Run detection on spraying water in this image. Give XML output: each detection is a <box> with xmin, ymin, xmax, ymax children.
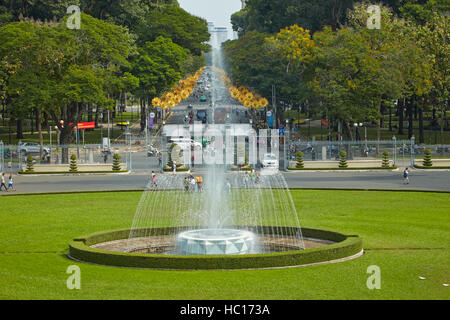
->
<box><xmin>126</xmin><ymin>45</ymin><xmax>305</xmax><ymax>255</ymax></box>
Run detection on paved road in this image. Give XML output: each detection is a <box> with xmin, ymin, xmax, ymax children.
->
<box><xmin>2</xmin><ymin>170</ymin><xmax>449</xmax><ymax>195</ymax></box>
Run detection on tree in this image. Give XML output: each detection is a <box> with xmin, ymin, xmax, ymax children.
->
<box><xmin>382</xmin><ymin>151</ymin><xmax>391</xmax><ymax>168</ymax></box>
<box><xmin>26</xmin><ymin>155</ymin><xmax>34</xmax><ymax>173</ymax></box>
<box><xmin>232</xmin><ymin>0</ymin><xmax>356</xmax><ymax>35</ymax></box>
<box><xmin>416</xmin><ymin>13</ymin><xmax>449</xmax><ymax>145</ymax></box>
<box><xmin>112</xmin><ymin>153</ymin><xmax>121</xmax><ymax>171</ymax></box>
<box><xmin>69</xmin><ymin>154</ymin><xmax>78</xmax><ymax>172</ymax></box>
<box><xmin>339</xmin><ymin>150</ymin><xmax>348</xmax><ymax>168</ymax></box>
<box><xmin>131</xmin><ymin>36</ymin><xmax>189</xmax><ymax>132</ymax></box>
<box><xmin>295</xmin><ymin>151</ymin><xmax>304</xmax><ymax>169</ymax></box>
<box><xmin>136</xmin><ymin>5</ymin><xmax>210</xmax><ymax>56</ymax></box>
<box><xmin>422</xmin><ymin>148</ymin><xmax>432</xmax><ymax>167</ymax></box>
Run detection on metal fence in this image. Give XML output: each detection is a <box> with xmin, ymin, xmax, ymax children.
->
<box><xmin>1</xmin><ymin>135</ymin><xmax>449</xmax><ymax>173</ymax></box>
<box><xmin>286</xmin><ymin>136</ymin><xmax>450</xmax><ymax>168</ymax></box>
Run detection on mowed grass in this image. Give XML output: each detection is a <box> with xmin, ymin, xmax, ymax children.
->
<box><xmin>0</xmin><ymin>190</ymin><xmax>449</xmax><ymax>300</ymax></box>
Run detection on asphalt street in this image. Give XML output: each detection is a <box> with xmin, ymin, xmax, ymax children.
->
<box><xmin>2</xmin><ymin>170</ymin><xmax>449</xmax><ymax>195</ymax></box>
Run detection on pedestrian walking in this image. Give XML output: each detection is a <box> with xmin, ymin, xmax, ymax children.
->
<box><xmin>0</xmin><ymin>173</ymin><xmax>7</xmax><ymax>191</ymax></box>
<box><xmin>255</xmin><ymin>172</ymin><xmax>260</xmax><ymax>184</ymax></box>
<box><xmin>8</xmin><ymin>174</ymin><xmax>15</xmax><ymax>191</ymax></box>
<box><xmin>172</xmin><ymin>161</ymin><xmax>177</xmax><ymax>174</ymax></box>
<box><xmin>403</xmin><ymin>167</ymin><xmax>410</xmax><ymax>185</ymax></box>
<box><xmin>243</xmin><ymin>172</ymin><xmax>249</xmax><ymax>189</ymax></box>
<box><xmin>184</xmin><ymin>177</ymin><xmax>189</xmax><ymax>193</ymax></box>
<box><xmin>190</xmin><ymin>175</ymin><xmax>196</xmax><ymax>192</ymax></box>
<box><xmin>226</xmin><ymin>179</ymin><xmax>231</xmax><ymax>195</ymax></box>
<box><xmin>151</xmin><ymin>171</ymin><xmax>157</xmax><ymax>188</ymax></box>
<box><xmin>249</xmin><ymin>169</ymin><xmax>255</xmax><ymax>185</ymax></box>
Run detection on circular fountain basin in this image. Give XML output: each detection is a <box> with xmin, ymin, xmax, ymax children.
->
<box><xmin>177</xmin><ymin>229</ymin><xmax>256</xmax><ymax>255</ymax></box>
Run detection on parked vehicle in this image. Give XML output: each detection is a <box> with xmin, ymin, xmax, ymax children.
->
<box><xmin>262</xmin><ymin>153</ymin><xmax>279</xmax><ymax>168</ymax></box>
<box><xmin>168</xmin><ymin>138</ymin><xmax>202</xmax><ymax>151</ymax></box>
<box><xmin>18</xmin><ymin>142</ymin><xmax>50</xmax><ymax>155</ymax></box>
<box><xmin>197</xmin><ymin>110</ymin><xmax>207</xmax><ymax>123</ymax></box>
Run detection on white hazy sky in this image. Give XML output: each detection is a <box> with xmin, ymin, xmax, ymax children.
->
<box><xmin>178</xmin><ymin>0</ymin><xmax>242</xmax><ymax>39</ymax></box>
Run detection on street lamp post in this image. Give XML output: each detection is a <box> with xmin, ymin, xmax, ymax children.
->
<box><xmin>126</xmin><ymin>121</ymin><xmax>131</xmax><ymax>171</ymax></box>
<box><xmin>393</xmin><ymin>135</ymin><xmax>397</xmax><ymax>166</ymax></box>
<box><xmin>0</xmin><ymin>140</ymin><xmax>3</xmax><ymax>172</ymax></box>
<box><xmin>49</xmin><ymin>126</ymin><xmax>52</xmax><ymax>163</ymax></box>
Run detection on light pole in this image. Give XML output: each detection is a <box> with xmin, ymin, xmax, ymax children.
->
<box><xmin>100</xmin><ymin>111</ymin><xmax>103</xmax><ymax>144</ymax></box>
<box><xmin>126</xmin><ymin>121</ymin><xmax>131</xmax><ymax>170</ymax></box>
<box><xmin>49</xmin><ymin>126</ymin><xmax>52</xmax><ymax>163</ymax></box>
<box><xmin>0</xmin><ymin>140</ymin><xmax>3</xmax><ymax>172</ymax></box>
<box><xmin>393</xmin><ymin>135</ymin><xmax>397</xmax><ymax>166</ymax></box>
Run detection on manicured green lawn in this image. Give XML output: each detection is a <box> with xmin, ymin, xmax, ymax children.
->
<box><xmin>0</xmin><ymin>190</ymin><xmax>449</xmax><ymax>300</ymax></box>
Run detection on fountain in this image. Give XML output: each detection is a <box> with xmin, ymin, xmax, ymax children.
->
<box><xmin>68</xmin><ymin>45</ymin><xmax>363</xmax><ymax>269</ymax></box>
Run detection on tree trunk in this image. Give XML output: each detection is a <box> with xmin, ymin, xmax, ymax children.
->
<box><xmin>418</xmin><ymin>107</ymin><xmax>424</xmax><ymax>144</ymax></box>
<box><xmin>389</xmin><ymin>106</ymin><xmax>392</xmax><ymax>131</ymax></box>
<box><xmin>16</xmin><ymin>119</ymin><xmax>24</xmax><ymax>139</ymax></box>
<box><xmin>140</xmin><ymin>98</ymin><xmax>146</xmax><ymax>133</ymax></box>
<box><xmin>440</xmin><ymin>107</ymin><xmax>445</xmax><ymax>145</ymax></box>
<box><xmin>30</xmin><ymin>111</ymin><xmax>34</xmax><ymax>135</ymax></box>
<box><xmin>398</xmin><ymin>98</ymin><xmax>404</xmax><ymax>135</ymax></box>
<box><xmin>94</xmin><ymin>106</ymin><xmax>100</xmax><ymax>128</ymax></box>
<box><xmin>407</xmin><ymin>97</ymin><xmax>413</xmax><ymax>139</ymax></box>
<box><xmin>87</xmin><ymin>103</ymin><xmax>94</xmax><ymax>132</ymax></box>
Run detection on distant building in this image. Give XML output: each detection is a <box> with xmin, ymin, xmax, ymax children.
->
<box><xmin>215</xmin><ymin>27</ymin><xmax>228</xmax><ymax>47</ymax></box>
<box><xmin>207</xmin><ymin>22</ymin><xmax>229</xmax><ymax>48</ymax></box>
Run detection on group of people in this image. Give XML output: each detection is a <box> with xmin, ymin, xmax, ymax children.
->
<box><xmin>184</xmin><ymin>175</ymin><xmax>203</xmax><ymax>193</ymax></box>
<box><xmin>243</xmin><ymin>170</ymin><xmax>260</xmax><ymax>188</ymax></box>
<box><xmin>0</xmin><ymin>172</ymin><xmax>15</xmax><ymax>192</ymax></box>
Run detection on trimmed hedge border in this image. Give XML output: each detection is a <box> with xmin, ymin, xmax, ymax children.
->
<box><xmin>18</xmin><ymin>170</ymin><xmax>129</xmax><ymax>175</ymax></box>
<box><xmin>288</xmin><ymin>166</ymin><xmax>397</xmax><ymax>171</ymax></box>
<box><xmin>163</xmin><ymin>167</ymin><xmax>190</xmax><ymax>172</ymax></box>
<box><xmin>68</xmin><ymin>226</ymin><xmax>362</xmax><ymax>270</ymax></box>
<box><xmin>414</xmin><ymin>165</ymin><xmax>450</xmax><ymax>169</ymax></box>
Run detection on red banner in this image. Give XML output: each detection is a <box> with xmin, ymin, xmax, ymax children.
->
<box><xmin>69</xmin><ymin>122</ymin><xmax>95</xmax><ymax>130</ymax></box>
<box><xmin>321</xmin><ymin>119</ymin><xmax>329</xmax><ymax>128</ymax></box>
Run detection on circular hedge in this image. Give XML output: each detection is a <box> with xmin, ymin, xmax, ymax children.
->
<box><xmin>68</xmin><ymin>226</ymin><xmax>362</xmax><ymax>270</ymax></box>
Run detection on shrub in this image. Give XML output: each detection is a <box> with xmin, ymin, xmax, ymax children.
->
<box><xmin>112</xmin><ymin>154</ymin><xmax>121</xmax><ymax>172</ymax></box>
<box><xmin>26</xmin><ymin>155</ymin><xmax>34</xmax><ymax>173</ymax></box>
<box><xmin>69</xmin><ymin>227</ymin><xmax>363</xmax><ymax>270</ymax></box>
<box><xmin>294</xmin><ymin>151</ymin><xmax>304</xmax><ymax>169</ymax></box>
<box><xmin>422</xmin><ymin>149</ymin><xmax>432</xmax><ymax>167</ymax></box>
<box><xmin>69</xmin><ymin>154</ymin><xmax>78</xmax><ymax>173</ymax></box>
<box><xmin>381</xmin><ymin>151</ymin><xmax>390</xmax><ymax>168</ymax></box>
<box><xmin>338</xmin><ymin>151</ymin><xmax>348</xmax><ymax>168</ymax></box>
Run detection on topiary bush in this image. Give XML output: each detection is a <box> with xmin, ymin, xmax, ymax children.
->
<box><xmin>422</xmin><ymin>148</ymin><xmax>432</xmax><ymax>167</ymax></box>
<box><xmin>295</xmin><ymin>151</ymin><xmax>304</xmax><ymax>169</ymax></box>
<box><xmin>69</xmin><ymin>154</ymin><xmax>78</xmax><ymax>173</ymax></box>
<box><xmin>26</xmin><ymin>155</ymin><xmax>34</xmax><ymax>173</ymax></box>
<box><xmin>112</xmin><ymin>153</ymin><xmax>121</xmax><ymax>172</ymax></box>
<box><xmin>381</xmin><ymin>151</ymin><xmax>390</xmax><ymax>168</ymax></box>
<box><xmin>338</xmin><ymin>151</ymin><xmax>348</xmax><ymax>168</ymax></box>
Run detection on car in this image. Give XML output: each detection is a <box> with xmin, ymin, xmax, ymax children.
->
<box><xmin>19</xmin><ymin>142</ymin><xmax>50</xmax><ymax>155</ymax></box>
<box><xmin>197</xmin><ymin>110</ymin><xmax>207</xmax><ymax>123</ymax></box>
<box><xmin>168</xmin><ymin>138</ymin><xmax>202</xmax><ymax>151</ymax></box>
<box><xmin>214</xmin><ymin>108</ymin><xmax>228</xmax><ymax>124</ymax></box>
<box><xmin>262</xmin><ymin>153</ymin><xmax>279</xmax><ymax>168</ymax></box>
<box><xmin>199</xmin><ymin>95</ymin><xmax>207</xmax><ymax>102</ymax></box>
